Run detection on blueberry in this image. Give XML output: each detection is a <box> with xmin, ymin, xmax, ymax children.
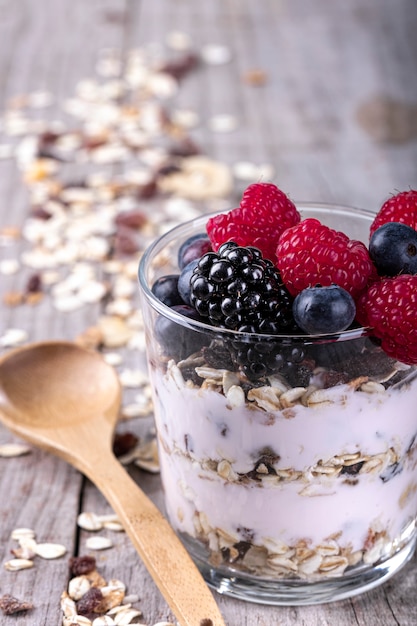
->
<box><xmin>154</xmin><ymin>304</ymin><xmax>209</xmax><ymax>360</ymax></box>
<box><xmin>293</xmin><ymin>285</ymin><xmax>356</xmax><ymax>334</ymax></box>
<box><xmin>178</xmin><ymin>259</ymin><xmax>199</xmax><ymax>305</ymax></box>
<box><xmin>369</xmin><ymin>222</ymin><xmax>417</xmax><ymax>276</ymax></box>
<box><xmin>178</xmin><ymin>234</ymin><xmax>212</xmax><ymax>270</ymax></box>
<box><xmin>151</xmin><ymin>275</ymin><xmax>183</xmax><ymax>307</ymax></box>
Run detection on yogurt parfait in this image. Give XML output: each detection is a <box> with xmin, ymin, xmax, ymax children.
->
<box><xmin>138</xmin><ymin>184</ymin><xmax>417</xmax><ymax>604</ymax></box>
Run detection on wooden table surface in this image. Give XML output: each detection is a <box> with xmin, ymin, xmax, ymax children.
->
<box><xmin>1</xmin><ymin>1</ymin><xmax>417</xmax><ymax>625</ymax></box>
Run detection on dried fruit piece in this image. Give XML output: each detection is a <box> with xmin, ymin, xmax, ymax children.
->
<box><xmin>69</xmin><ymin>555</ymin><xmax>97</xmax><ymax>576</ymax></box>
<box><xmin>76</xmin><ymin>587</ymin><xmax>104</xmax><ymax>616</ymax></box>
<box><xmin>0</xmin><ymin>594</ymin><xmax>33</xmax><ymax>615</ymax></box>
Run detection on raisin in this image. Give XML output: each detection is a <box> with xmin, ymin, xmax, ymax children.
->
<box><xmin>113</xmin><ymin>432</ymin><xmax>139</xmax><ymax>457</ymax></box>
<box><xmin>136</xmin><ymin>179</ymin><xmax>157</xmax><ymax>199</ymax></box>
<box><xmin>115</xmin><ymin>209</ymin><xmax>147</xmax><ymax>230</ymax></box>
<box><xmin>114</xmin><ymin>226</ymin><xmax>139</xmax><ymax>256</ymax></box>
<box><xmin>0</xmin><ymin>594</ymin><xmax>33</xmax><ymax>615</ymax></box>
<box><xmin>159</xmin><ymin>52</ymin><xmax>199</xmax><ymax>80</ymax></box>
<box><xmin>26</xmin><ymin>273</ymin><xmax>42</xmax><ymax>293</ymax></box>
<box><xmin>76</xmin><ymin>587</ymin><xmax>103</xmax><ymax>615</ymax></box>
<box><xmin>69</xmin><ymin>555</ymin><xmax>96</xmax><ymax>576</ymax></box>
<box><xmin>31</xmin><ymin>206</ymin><xmax>52</xmax><ymax>220</ymax></box>
<box><xmin>169</xmin><ymin>139</ymin><xmax>200</xmax><ymax>157</ymax></box>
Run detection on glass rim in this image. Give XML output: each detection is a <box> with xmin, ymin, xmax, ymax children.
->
<box><xmin>138</xmin><ymin>202</ymin><xmax>375</xmax><ymax>345</ymax></box>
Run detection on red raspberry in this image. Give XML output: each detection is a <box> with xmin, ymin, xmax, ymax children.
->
<box><xmin>276</xmin><ymin>218</ymin><xmax>374</xmax><ymax>298</ymax></box>
<box><xmin>370</xmin><ymin>190</ymin><xmax>417</xmax><ymax>236</ymax></box>
<box><xmin>206</xmin><ymin>183</ymin><xmax>300</xmax><ymax>262</ymax></box>
<box><xmin>358</xmin><ymin>275</ymin><xmax>417</xmax><ymax>364</ymax></box>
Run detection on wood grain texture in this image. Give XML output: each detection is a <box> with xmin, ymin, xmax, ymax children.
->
<box><xmin>0</xmin><ymin>0</ymin><xmax>416</xmax><ymax>624</ymax></box>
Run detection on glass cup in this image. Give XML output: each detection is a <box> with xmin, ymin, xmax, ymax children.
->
<box><xmin>138</xmin><ymin>204</ymin><xmax>417</xmax><ymax>605</ymax></box>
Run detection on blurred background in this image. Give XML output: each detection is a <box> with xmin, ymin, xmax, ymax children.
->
<box><xmin>0</xmin><ymin>0</ymin><xmax>416</xmax><ymax>221</ymax></box>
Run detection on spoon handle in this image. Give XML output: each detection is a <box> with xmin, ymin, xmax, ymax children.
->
<box><xmin>81</xmin><ymin>451</ymin><xmax>227</xmax><ymax>626</ymax></box>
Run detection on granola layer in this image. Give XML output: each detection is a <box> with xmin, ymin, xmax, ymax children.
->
<box><xmin>151</xmin><ymin>352</ymin><xmax>417</xmax><ymax>580</ymax></box>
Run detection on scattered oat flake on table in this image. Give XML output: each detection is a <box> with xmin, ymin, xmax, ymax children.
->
<box><xmin>201</xmin><ymin>43</ymin><xmax>231</xmax><ymax>65</ymax></box>
<box><xmin>242</xmin><ymin>68</ymin><xmax>268</xmax><ymax>86</ymax></box>
<box><xmin>34</xmin><ymin>542</ymin><xmax>67</xmax><ymax>559</ymax></box>
<box><xmin>118</xmin><ymin>368</ymin><xmax>148</xmax><ymax>388</ymax></box>
<box><xmin>102</xmin><ymin>519</ymin><xmax>124</xmax><ymax>532</ymax></box>
<box><xmin>11</xmin><ymin>527</ymin><xmax>36</xmax><ymax>541</ymax></box>
<box><xmin>53</xmin><ymin>293</ymin><xmax>84</xmax><ymax>312</ymax></box>
<box><xmin>0</xmin><ymin>594</ymin><xmax>34</xmax><ymax>615</ymax></box>
<box><xmin>233</xmin><ymin>161</ymin><xmax>275</xmax><ymax>182</ymax></box>
<box><xmin>103</xmin><ymin>352</ymin><xmax>123</xmax><ymax>366</ymax></box>
<box><xmin>97</xmin><ymin>513</ymin><xmax>121</xmax><ymax>525</ymax></box>
<box><xmin>64</xmin><ymin>616</ymin><xmax>92</xmax><ymax>626</ymax></box>
<box><xmin>77</xmin><ymin>512</ymin><xmax>104</xmax><ymax>532</ymax></box>
<box><xmin>91</xmin><ymin>617</ymin><xmax>115</xmax><ymax>625</ymax></box>
<box><xmin>158</xmin><ymin>155</ymin><xmax>233</xmax><ymax>200</ymax></box>
<box><xmin>85</xmin><ymin>536</ymin><xmax>113</xmax><ymax>551</ymax></box>
<box><xmin>0</xmin><ymin>258</ymin><xmax>19</xmax><ymax>274</ymax></box>
<box><xmin>4</xmin><ymin>558</ymin><xmax>34</xmax><ymax>571</ymax></box>
<box><xmin>171</xmin><ymin>108</ymin><xmax>200</xmax><ymax>128</ymax></box>
<box><xmin>166</xmin><ymin>30</ymin><xmax>192</xmax><ymax>51</ymax></box>
<box><xmin>0</xmin><ymin>442</ymin><xmax>31</xmax><ymax>457</ymax></box>
<box><xmin>121</xmin><ymin>400</ymin><xmax>152</xmax><ymax>419</ymax></box>
<box><xmin>98</xmin><ymin>316</ymin><xmax>133</xmax><ymax>348</ymax></box>
<box><xmin>0</xmin><ymin>327</ymin><xmax>28</xmax><ymax>347</ymax></box>
<box><xmin>208</xmin><ymin>113</ymin><xmax>238</xmax><ymax>133</ymax></box>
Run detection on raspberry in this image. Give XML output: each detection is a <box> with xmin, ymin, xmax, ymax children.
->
<box><xmin>276</xmin><ymin>218</ymin><xmax>374</xmax><ymax>298</ymax></box>
<box><xmin>206</xmin><ymin>183</ymin><xmax>300</xmax><ymax>262</ymax></box>
<box><xmin>370</xmin><ymin>190</ymin><xmax>417</xmax><ymax>237</ymax></box>
<box><xmin>359</xmin><ymin>275</ymin><xmax>417</xmax><ymax>364</ymax></box>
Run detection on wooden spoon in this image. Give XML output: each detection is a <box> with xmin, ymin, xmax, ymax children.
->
<box><xmin>0</xmin><ymin>340</ymin><xmax>226</xmax><ymax>626</ymax></box>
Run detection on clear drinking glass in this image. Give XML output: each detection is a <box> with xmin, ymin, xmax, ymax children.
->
<box><xmin>138</xmin><ymin>204</ymin><xmax>417</xmax><ymax>605</ymax></box>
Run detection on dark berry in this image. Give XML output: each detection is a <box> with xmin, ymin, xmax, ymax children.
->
<box><xmin>178</xmin><ymin>234</ymin><xmax>212</xmax><ymax>270</ymax></box>
<box><xmin>69</xmin><ymin>555</ymin><xmax>96</xmax><ymax>576</ymax></box>
<box><xmin>77</xmin><ymin>587</ymin><xmax>103</xmax><ymax>616</ymax></box>
<box><xmin>293</xmin><ymin>285</ymin><xmax>356</xmax><ymax>335</ymax></box>
<box><xmin>151</xmin><ymin>275</ymin><xmax>183</xmax><ymax>307</ymax></box>
<box><xmin>369</xmin><ymin>222</ymin><xmax>417</xmax><ymax>276</ymax></box>
<box><xmin>229</xmin><ymin>339</ymin><xmax>309</xmax><ymax>382</ymax></box>
<box><xmin>178</xmin><ymin>259</ymin><xmax>199</xmax><ymax>305</ymax></box>
<box><xmin>154</xmin><ymin>304</ymin><xmax>210</xmax><ymax>360</ymax></box>
<box><xmin>189</xmin><ymin>243</ymin><xmax>298</xmax><ymax>334</ymax></box>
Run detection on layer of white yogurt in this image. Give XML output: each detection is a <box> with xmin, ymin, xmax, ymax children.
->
<box><xmin>151</xmin><ymin>364</ymin><xmax>417</xmax><ymax>557</ymax></box>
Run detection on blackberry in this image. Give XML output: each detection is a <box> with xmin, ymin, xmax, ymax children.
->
<box><xmin>231</xmin><ymin>339</ymin><xmax>310</xmax><ymax>382</ymax></box>
<box><xmin>189</xmin><ymin>242</ymin><xmax>302</xmax><ymax>380</ymax></box>
<box><xmin>190</xmin><ymin>242</ymin><xmax>298</xmax><ymax>333</ymax></box>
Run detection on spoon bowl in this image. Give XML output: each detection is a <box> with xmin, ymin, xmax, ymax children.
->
<box><xmin>0</xmin><ymin>341</ymin><xmax>120</xmax><ymax>428</ymax></box>
<box><xmin>0</xmin><ymin>341</ymin><xmax>226</xmax><ymax>626</ymax></box>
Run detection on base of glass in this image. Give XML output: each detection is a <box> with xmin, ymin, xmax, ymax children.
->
<box><xmin>183</xmin><ymin>535</ymin><xmax>417</xmax><ymax>606</ymax></box>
